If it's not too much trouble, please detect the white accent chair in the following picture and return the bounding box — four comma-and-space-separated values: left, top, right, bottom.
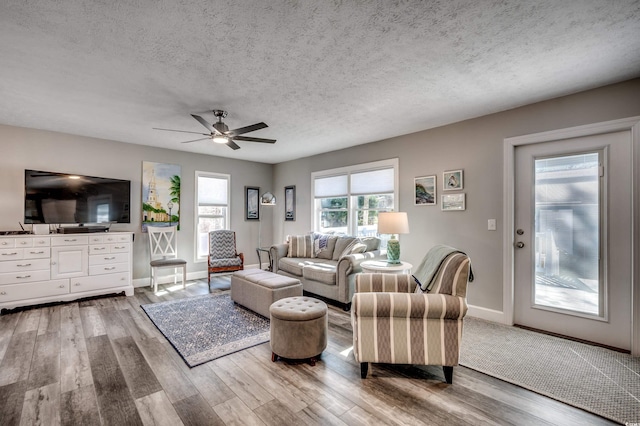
147, 225, 187, 292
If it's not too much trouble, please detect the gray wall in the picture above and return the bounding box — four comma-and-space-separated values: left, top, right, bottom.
272, 78, 640, 312
0, 126, 273, 281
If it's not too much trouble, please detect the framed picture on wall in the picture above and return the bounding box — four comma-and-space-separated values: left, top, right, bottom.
245, 186, 260, 220
414, 175, 436, 205
284, 185, 296, 221
443, 169, 463, 191
441, 193, 466, 211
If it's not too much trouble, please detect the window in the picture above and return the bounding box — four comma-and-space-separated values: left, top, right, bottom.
195, 171, 230, 261
312, 159, 398, 241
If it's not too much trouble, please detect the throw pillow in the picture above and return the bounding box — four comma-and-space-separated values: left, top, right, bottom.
313, 233, 338, 260
358, 237, 380, 252
287, 234, 313, 258
332, 236, 357, 260
349, 242, 367, 254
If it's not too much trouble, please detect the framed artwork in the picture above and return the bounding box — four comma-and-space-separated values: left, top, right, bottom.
414, 175, 436, 205
443, 169, 463, 191
245, 186, 260, 220
442, 193, 466, 211
284, 185, 296, 221
142, 161, 181, 232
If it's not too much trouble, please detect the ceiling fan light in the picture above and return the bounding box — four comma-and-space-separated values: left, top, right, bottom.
212, 135, 228, 144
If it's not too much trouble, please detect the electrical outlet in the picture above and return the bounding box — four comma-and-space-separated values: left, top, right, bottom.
488, 219, 496, 231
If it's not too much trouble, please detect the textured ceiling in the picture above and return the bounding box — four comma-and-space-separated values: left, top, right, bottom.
1, 1, 639, 164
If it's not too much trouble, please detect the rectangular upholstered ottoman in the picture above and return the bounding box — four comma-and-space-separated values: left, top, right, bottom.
231, 269, 302, 318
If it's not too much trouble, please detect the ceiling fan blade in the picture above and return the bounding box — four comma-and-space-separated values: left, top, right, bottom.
153, 127, 209, 136
226, 140, 241, 150
191, 114, 217, 133
181, 137, 211, 144
234, 136, 277, 144
229, 122, 268, 136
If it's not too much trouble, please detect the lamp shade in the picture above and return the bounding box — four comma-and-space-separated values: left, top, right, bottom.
377, 212, 409, 235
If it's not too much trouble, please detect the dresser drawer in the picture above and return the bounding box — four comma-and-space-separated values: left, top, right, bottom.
51, 236, 89, 246
0, 239, 15, 248
89, 252, 129, 266
109, 243, 130, 253
32, 238, 51, 247
88, 235, 105, 244
0, 248, 24, 260
89, 262, 128, 276
89, 245, 109, 254
14, 238, 33, 248
24, 248, 50, 259
0, 258, 50, 274
71, 272, 129, 293
0, 279, 69, 302
105, 234, 131, 243
0, 269, 51, 285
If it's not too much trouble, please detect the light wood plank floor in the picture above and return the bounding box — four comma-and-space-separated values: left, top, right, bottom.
0, 277, 615, 425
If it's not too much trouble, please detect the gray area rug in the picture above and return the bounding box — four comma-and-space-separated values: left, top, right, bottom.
460, 317, 640, 424
141, 293, 270, 367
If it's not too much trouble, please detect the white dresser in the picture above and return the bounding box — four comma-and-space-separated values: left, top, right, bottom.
0, 232, 134, 311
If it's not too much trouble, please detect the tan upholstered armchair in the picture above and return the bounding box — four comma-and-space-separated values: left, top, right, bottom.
351, 246, 472, 384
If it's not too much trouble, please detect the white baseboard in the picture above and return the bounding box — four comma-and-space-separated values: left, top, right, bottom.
132, 264, 262, 288
467, 304, 511, 324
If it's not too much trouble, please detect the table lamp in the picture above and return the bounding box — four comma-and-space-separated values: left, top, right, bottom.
377, 212, 409, 264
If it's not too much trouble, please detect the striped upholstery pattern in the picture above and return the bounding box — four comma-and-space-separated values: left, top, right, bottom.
351, 250, 471, 373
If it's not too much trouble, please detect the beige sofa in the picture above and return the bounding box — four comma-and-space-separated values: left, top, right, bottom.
269, 234, 387, 309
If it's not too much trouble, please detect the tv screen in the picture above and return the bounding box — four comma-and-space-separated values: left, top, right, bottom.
24, 170, 131, 224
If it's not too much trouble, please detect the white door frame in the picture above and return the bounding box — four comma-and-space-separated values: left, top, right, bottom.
503, 116, 640, 356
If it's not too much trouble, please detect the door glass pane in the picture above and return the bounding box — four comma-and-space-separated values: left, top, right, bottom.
534, 152, 601, 316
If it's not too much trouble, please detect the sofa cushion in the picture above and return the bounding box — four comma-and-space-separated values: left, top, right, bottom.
313, 233, 338, 259
349, 242, 368, 255
288, 234, 313, 258
332, 237, 357, 260
302, 262, 337, 285
278, 257, 306, 276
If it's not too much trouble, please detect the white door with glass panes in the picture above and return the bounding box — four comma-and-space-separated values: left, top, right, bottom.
513, 131, 632, 350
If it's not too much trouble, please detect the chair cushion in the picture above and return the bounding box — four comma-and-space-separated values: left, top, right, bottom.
150, 258, 187, 267
209, 257, 243, 268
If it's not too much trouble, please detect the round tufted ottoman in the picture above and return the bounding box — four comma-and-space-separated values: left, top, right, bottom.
269, 296, 328, 365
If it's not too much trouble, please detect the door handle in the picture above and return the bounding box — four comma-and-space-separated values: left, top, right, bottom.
516, 242, 525, 248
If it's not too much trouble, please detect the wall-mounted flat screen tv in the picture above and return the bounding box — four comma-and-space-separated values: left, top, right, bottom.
24, 169, 131, 224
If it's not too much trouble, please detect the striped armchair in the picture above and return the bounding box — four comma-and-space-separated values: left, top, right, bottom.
351, 248, 471, 383
208, 230, 244, 285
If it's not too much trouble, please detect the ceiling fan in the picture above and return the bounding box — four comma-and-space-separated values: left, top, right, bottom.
153, 110, 276, 150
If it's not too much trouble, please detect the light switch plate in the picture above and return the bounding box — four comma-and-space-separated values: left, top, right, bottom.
488, 219, 496, 231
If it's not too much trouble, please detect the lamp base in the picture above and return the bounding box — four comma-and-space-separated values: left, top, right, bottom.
386, 239, 401, 264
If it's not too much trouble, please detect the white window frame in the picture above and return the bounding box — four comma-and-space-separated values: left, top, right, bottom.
194, 171, 230, 263
311, 158, 399, 236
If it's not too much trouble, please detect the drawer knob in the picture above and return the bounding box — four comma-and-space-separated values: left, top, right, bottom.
30, 251, 45, 255
16, 275, 31, 279
20, 242, 27, 245
59, 285, 65, 288
2, 252, 18, 256
75, 283, 81, 286
105, 267, 116, 271
51, 262, 56, 265
0, 291, 6, 295
17, 263, 31, 267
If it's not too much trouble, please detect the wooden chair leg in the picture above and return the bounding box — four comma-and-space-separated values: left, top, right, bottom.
443, 366, 453, 384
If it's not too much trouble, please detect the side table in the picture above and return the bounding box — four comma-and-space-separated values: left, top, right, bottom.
360, 260, 412, 274
256, 247, 272, 271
